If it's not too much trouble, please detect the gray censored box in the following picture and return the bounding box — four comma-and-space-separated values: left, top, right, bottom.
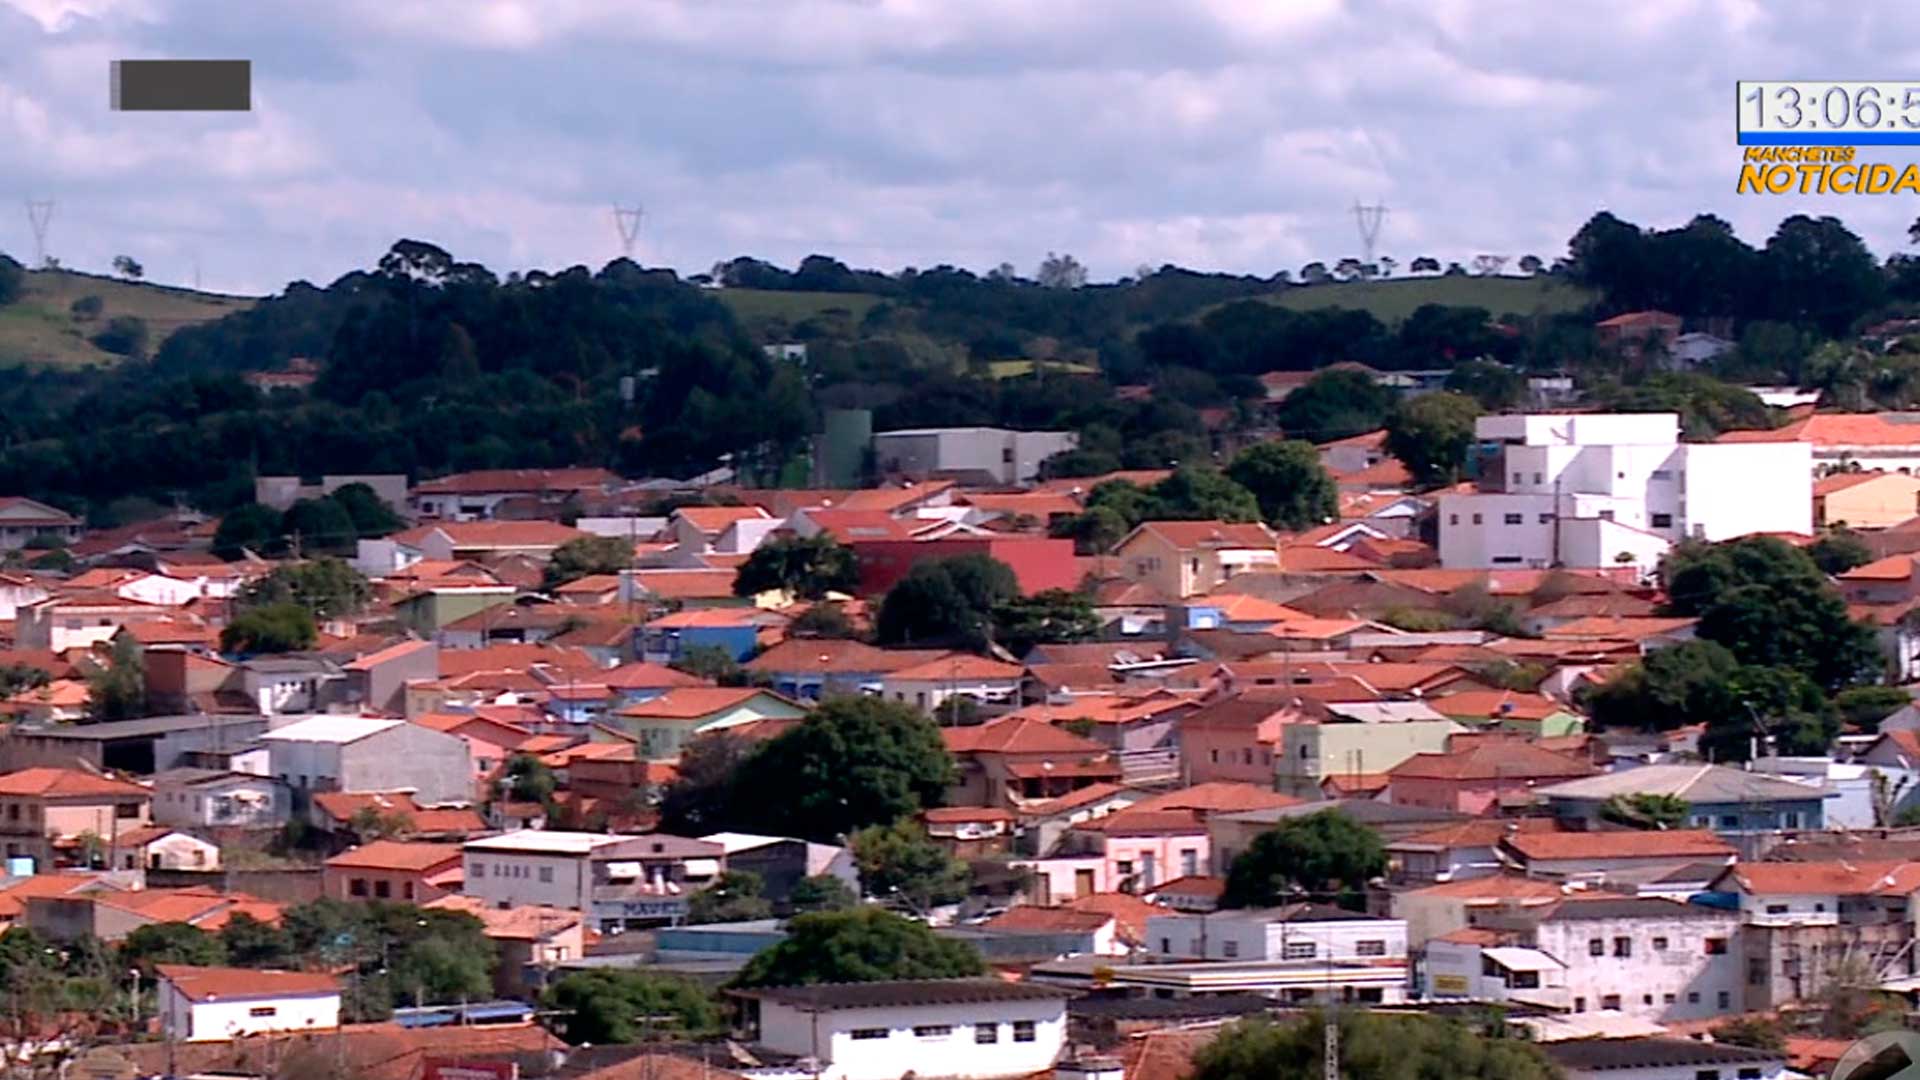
111, 60, 251, 111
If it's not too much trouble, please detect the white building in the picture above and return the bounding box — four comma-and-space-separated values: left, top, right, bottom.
734, 979, 1071, 1080
1144, 904, 1407, 964
157, 964, 341, 1043
148, 769, 284, 830
873, 427, 1077, 486
462, 829, 723, 931
1424, 895, 1743, 1022
1438, 413, 1811, 575
259, 715, 472, 806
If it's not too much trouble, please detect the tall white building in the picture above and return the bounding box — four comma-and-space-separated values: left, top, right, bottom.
1437, 413, 1811, 574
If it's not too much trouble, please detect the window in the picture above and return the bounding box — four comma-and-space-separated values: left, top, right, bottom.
1282, 941, 1316, 960
1597, 510, 1614, 521
1664, 994, 1676, 1004
1573, 997, 1586, 1013
1748, 958, 1768, 985
1532, 473, 1543, 484
913, 1025, 952, 1038
1512, 472, 1522, 485
1613, 937, 1631, 958
1002, 447, 1014, 464
1738, 1070, 1763, 1080
349, 878, 368, 898
1588, 938, 1605, 957
1117, 860, 1133, 877
1652, 937, 1668, 950
1471, 513, 1483, 525
1449, 514, 1459, 525
1688, 992, 1700, 1004
1210, 750, 1219, 763
975, 1024, 998, 1044
1717, 991, 1731, 1009
1503, 513, 1523, 525
403, 883, 415, 901
1695, 1072, 1721, 1080
1356, 940, 1387, 957
1013, 1021, 1036, 1043
1642, 994, 1653, 1006
1223, 940, 1239, 958
1765, 904, 1788, 914
374, 881, 391, 899
851, 1029, 889, 1040
1718, 815, 1739, 828
1601, 995, 1621, 1010
1651, 513, 1673, 528
1705, 938, 1728, 955
249, 1006, 278, 1018
115, 802, 140, 819
1181, 850, 1198, 877
1159, 938, 1170, 953
1538, 513, 1553, 524
539, 867, 554, 883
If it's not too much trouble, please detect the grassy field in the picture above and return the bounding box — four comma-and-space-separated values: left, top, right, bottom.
986, 359, 1099, 379
1263, 274, 1596, 325
0, 269, 253, 367
716, 288, 884, 328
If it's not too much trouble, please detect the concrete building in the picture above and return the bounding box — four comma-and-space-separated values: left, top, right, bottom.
1543, 1038, 1787, 1080
323, 840, 464, 904
0, 767, 152, 871
1710, 860, 1920, 1010
872, 427, 1076, 486
1438, 413, 1812, 574
253, 474, 407, 514
260, 716, 472, 807
1721, 412, 1920, 476
732, 980, 1071, 1080
462, 830, 724, 932
1814, 470, 1920, 529
1145, 904, 1407, 963
1533, 764, 1832, 836
1112, 521, 1279, 600
0, 497, 83, 551
157, 964, 341, 1043
1274, 704, 1463, 799
701, 832, 858, 907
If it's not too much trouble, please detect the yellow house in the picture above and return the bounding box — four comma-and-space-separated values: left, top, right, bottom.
1111, 520, 1279, 599
1815, 471, 1920, 529
607, 687, 809, 759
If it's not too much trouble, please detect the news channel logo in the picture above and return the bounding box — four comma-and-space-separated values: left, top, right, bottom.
1832, 1030, 1920, 1080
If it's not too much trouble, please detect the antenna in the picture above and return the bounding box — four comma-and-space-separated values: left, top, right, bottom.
613, 204, 644, 261
1351, 200, 1386, 266
24, 199, 54, 268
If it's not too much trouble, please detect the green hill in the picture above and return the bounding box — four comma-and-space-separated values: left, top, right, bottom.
717, 287, 883, 328
0, 269, 253, 367
1264, 274, 1595, 325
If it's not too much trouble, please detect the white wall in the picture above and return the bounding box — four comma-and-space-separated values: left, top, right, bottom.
1735, 890, 1840, 927
758, 997, 1065, 1080
1144, 913, 1408, 963
464, 850, 591, 910
1534, 911, 1742, 1021
161, 985, 340, 1043
1679, 442, 1813, 540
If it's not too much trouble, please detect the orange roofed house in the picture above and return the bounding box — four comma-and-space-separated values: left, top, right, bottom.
1388, 740, 1598, 816
1113, 521, 1279, 599
158, 964, 341, 1043
408, 468, 621, 522
323, 840, 464, 904
943, 717, 1121, 809
0, 767, 151, 871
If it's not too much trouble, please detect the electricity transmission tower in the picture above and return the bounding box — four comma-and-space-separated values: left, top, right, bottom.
24, 200, 54, 268
613, 205, 644, 260
1351, 200, 1387, 266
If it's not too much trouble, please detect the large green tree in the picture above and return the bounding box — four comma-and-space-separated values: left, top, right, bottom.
1221, 810, 1385, 909
543, 969, 722, 1044
330, 483, 406, 538
221, 602, 318, 654
728, 697, 954, 843
238, 557, 371, 619
730, 908, 984, 988
212, 502, 284, 560
657, 731, 756, 836
1225, 440, 1338, 531
734, 534, 860, 600
1661, 536, 1881, 689
281, 497, 359, 555
120, 921, 228, 972
1193, 1012, 1558, 1080
1385, 391, 1481, 488
875, 554, 1020, 649
87, 633, 146, 721
1274, 369, 1395, 441
850, 819, 971, 911
543, 535, 634, 589
686, 870, 775, 924
991, 589, 1100, 655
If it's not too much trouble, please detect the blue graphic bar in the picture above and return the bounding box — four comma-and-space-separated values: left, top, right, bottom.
1740, 131, 1920, 145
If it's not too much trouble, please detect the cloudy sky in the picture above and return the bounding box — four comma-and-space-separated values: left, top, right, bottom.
0, 0, 1914, 295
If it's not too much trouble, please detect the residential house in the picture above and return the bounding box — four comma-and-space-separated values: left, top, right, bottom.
408, 467, 621, 521
423, 894, 587, 999
260, 715, 473, 806
1815, 471, 1920, 529
0, 767, 151, 871
623, 568, 747, 609
308, 790, 487, 842
149, 769, 283, 830
667, 505, 772, 551
341, 639, 437, 714
639, 608, 779, 664
998, 692, 1197, 759
1274, 702, 1463, 799
358, 521, 589, 575
254, 473, 406, 513
1386, 819, 1563, 886
746, 639, 946, 701
1709, 860, 1920, 1010
158, 964, 341, 1043
609, 688, 809, 760
1060, 807, 1212, 894
323, 840, 464, 903
731, 979, 1072, 1080
1533, 764, 1833, 835
1113, 521, 1278, 599
878, 653, 1026, 718
411, 712, 535, 801
1176, 689, 1295, 785
0, 497, 83, 550
1389, 873, 1572, 949
462, 830, 724, 931
978, 905, 1125, 956
700, 832, 859, 906
1426, 690, 1585, 738
603, 661, 707, 707
1387, 740, 1598, 815
105, 826, 221, 871
921, 807, 1017, 857
1594, 310, 1682, 357
943, 717, 1120, 809
1670, 330, 1735, 368
1439, 413, 1811, 574
872, 427, 1077, 485
851, 536, 1081, 596
1145, 904, 1408, 964
1497, 829, 1736, 882
15, 593, 164, 651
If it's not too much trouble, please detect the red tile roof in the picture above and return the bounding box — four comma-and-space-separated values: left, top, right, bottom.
1428, 690, 1572, 722
884, 653, 1026, 682
1134, 520, 1277, 550
983, 905, 1114, 934
615, 686, 792, 720
627, 569, 738, 600
1503, 829, 1734, 861
922, 806, 1017, 824
602, 662, 709, 690
395, 521, 587, 550
942, 716, 1109, 756
673, 505, 772, 532
1128, 782, 1302, 815
1840, 553, 1917, 582
157, 964, 339, 1002
1065, 891, 1162, 945
1720, 413, 1920, 447
323, 840, 464, 873
0, 767, 148, 799
1723, 860, 1920, 896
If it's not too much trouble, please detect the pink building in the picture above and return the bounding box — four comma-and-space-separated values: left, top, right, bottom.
1176, 689, 1299, 785
1387, 739, 1598, 816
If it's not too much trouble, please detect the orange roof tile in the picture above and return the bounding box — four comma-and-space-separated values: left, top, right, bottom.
942, 716, 1109, 756
627, 569, 738, 600
884, 653, 1026, 682
615, 686, 791, 720
1127, 782, 1302, 815
1503, 829, 1734, 861
323, 840, 463, 873
1720, 413, 1920, 447
157, 964, 340, 1002
1543, 616, 1697, 641
1134, 520, 1276, 550
673, 506, 772, 531
0, 767, 148, 799
1724, 860, 1920, 896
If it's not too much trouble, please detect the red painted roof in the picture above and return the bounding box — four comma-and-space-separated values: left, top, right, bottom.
0, 767, 148, 799
942, 716, 1108, 756
1504, 829, 1734, 861
157, 964, 339, 1002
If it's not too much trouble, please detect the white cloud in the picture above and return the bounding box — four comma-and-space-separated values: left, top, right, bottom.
0, 0, 1912, 294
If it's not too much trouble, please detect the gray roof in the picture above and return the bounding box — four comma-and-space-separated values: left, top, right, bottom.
1536, 897, 1729, 922
1543, 1038, 1780, 1071
733, 978, 1073, 1012
1217, 800, 1466, 828
148, 767, 265, 789
1534, 763, 1830, 803
14, 714, 265, 741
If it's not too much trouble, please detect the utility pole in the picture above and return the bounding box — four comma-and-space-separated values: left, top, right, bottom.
1324, 1006, 1340, 1080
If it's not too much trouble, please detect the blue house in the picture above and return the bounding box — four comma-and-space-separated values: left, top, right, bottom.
639, 608, 775, 665
1534, 763, 1833, 835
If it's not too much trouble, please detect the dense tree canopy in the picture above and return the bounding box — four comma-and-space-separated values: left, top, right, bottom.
1661, 537, 1882, 690
221, 602, 318, 654
730, 908, 984, 988
875, 554, 1020, 649
1221, 810, 1385, 909
726, 696, 954, 842
1385, 391, 1481, 488
1224, 440, 1337, 530
544, 970, 721, 1044
238, 558, 371, 619
1193, 1013, 1558, 1080
850, 819, 971, 911
734, 534, 860, 600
